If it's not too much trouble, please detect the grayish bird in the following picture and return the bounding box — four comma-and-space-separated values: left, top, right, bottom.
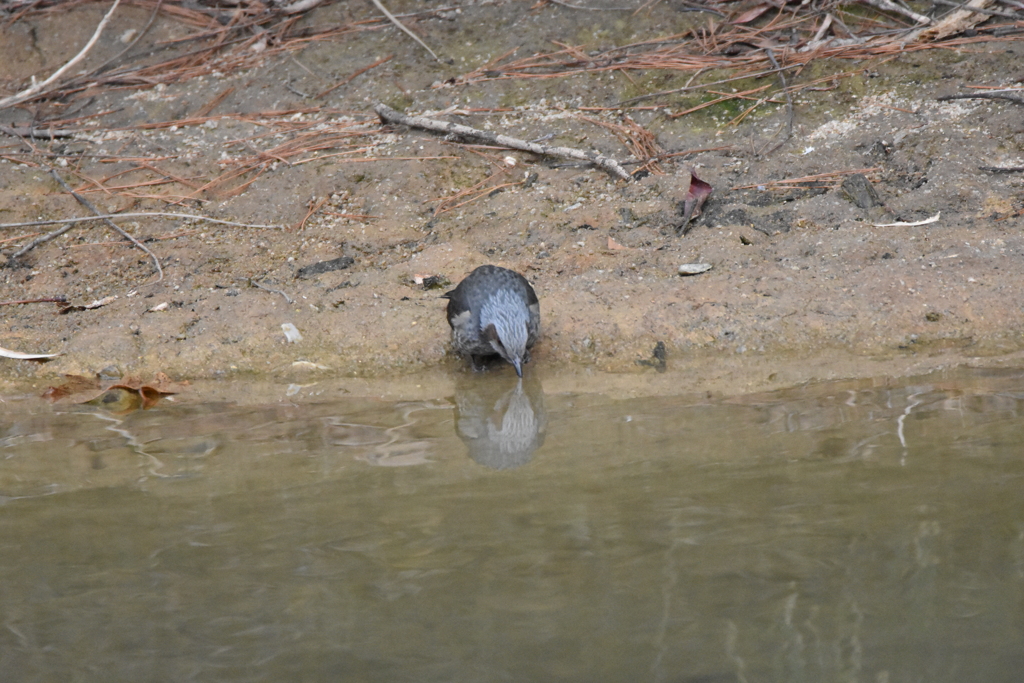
443, 265, 540, 377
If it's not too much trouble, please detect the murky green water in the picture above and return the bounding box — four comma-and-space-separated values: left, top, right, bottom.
1, 368, 1023, 682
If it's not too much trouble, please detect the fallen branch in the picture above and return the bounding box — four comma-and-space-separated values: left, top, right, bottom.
0, 212, 285, 230
0, 0, 122, 110
9, 223, 79, 262
0, 125, 79, 139
43, 170, 165, 283
374, 103, 632, 180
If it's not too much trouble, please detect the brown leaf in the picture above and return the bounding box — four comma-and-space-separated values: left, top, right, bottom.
146, 372, 187, 394
41, 385, 71, 402
732, 5, 770, 24
139, 386, 165, 410
45, 373, 183, 413
678, 171, 714, 236
42, 375, 102, 402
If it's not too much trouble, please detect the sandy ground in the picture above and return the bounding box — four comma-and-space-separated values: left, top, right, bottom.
1, 0, 1023, 399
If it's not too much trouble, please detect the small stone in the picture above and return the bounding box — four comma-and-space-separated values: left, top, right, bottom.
841, 173, 883, 209
281, 323, 303, 343
678, 263, 713, 276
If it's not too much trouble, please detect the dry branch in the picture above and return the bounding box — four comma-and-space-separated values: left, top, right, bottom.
370, 0, 443, 63
374, 103, 632, 180
0, 0, 122, 110
41, 170, 165, 282
0, 213, 285, 230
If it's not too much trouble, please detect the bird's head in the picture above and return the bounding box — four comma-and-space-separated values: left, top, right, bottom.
481, 290, 531, 377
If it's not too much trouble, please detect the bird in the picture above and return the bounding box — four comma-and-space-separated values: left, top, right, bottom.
443, 265, 540, 377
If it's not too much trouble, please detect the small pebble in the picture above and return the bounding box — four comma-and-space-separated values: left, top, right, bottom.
281, 323, 303, 343
678, 263, 713, 276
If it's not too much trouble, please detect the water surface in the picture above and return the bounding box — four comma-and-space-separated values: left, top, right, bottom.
1, 368, 1023, 682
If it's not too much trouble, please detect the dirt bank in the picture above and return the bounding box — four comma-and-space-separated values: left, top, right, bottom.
1, 0, 1023, 397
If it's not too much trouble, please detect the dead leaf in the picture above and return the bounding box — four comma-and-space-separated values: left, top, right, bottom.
678, 170, 714, 235
732, 5, 770, 23
42, 374, 102, 402
43, 373, 183, 413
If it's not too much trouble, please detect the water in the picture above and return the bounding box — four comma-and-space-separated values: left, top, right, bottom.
1, 367, 1023, 682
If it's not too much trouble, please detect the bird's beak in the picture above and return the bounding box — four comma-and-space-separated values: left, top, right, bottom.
512, 357, 523, 378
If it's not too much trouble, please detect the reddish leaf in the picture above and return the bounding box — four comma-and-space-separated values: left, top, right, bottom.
44, 373, 183, 413
679, 171, 714, 235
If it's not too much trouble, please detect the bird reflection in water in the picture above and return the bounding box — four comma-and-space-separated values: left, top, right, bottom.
453, 374, 547, 470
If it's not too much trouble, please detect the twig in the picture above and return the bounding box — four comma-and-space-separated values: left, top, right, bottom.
369, 0, 443, 63
546, 0, 634, 10
44, 170, 165, 283
73, 0, 164, 83
575, 113, 665, 173
299, 197, 330, 229
433, 166, 520, 215
0, 0, 122, 110
618, 64, 803, 106
758, 48, 794, 156
243, 278, 295, 304
979, 165, 1024, 173
9, 223, 78, 261
732, 167, 881, 190
0, 125, 79, 139
317, 55, 394, 98
0, 213, 285, 230
0, 232, 43, 246
933, 0, 1022, 17
938, 92, 1024, 105
859, 0, 933, 25
667, 84, 773, 118
375, 103, 631, 180
193, 86, 235, 118
0, 297, 68, 307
